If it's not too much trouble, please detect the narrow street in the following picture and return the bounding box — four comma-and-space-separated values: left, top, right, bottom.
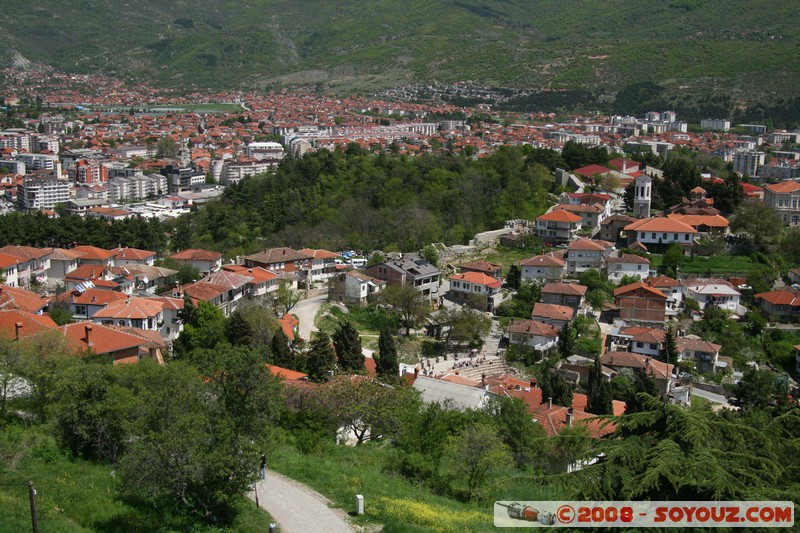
291, 294, 327, 341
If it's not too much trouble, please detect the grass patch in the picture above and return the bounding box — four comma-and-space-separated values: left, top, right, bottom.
0, 423, 271, 532
470, 245, 542, 275
650, 254, 760, 275
269, 442, 555, 532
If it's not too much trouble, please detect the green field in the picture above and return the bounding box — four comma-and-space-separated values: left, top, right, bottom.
650, 254, 760, 275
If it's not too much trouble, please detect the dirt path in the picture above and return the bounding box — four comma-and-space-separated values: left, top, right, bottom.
250, 469, 355, 533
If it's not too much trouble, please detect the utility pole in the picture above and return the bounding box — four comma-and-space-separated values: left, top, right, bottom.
28, 481, 38, 533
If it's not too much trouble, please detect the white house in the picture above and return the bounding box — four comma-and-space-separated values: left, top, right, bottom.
645, 275, 683, 311
536, 209, 582, 243
344, 271, 385, 304
507, 319, 559, 354
680, 278, 745, 315
607, 253, 651, 282
566, 239, 614, 276
0, 254, 20, 287
623, 217, 697, 248
519, 253, 565, 282
448, 272, 502, 311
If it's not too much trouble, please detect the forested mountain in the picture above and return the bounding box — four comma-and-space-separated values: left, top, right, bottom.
2, 0, 797, 106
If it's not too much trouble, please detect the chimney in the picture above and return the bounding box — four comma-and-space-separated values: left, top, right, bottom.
566, 408, 573, 427
548, 397, 553, 409
85, 324, 93, 346
15, 322, 22, 341
530, 380, 536, 389
414, 367, 419, 377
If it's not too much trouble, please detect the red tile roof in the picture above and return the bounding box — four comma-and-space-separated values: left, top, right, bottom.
0, 253, 20, 268
71, 245, 115, 260
531, 302, 574, 321
765, 181, 800, 194
449, 272, 502, 288
61, 321, 158, 355
614, 280, 667, 299
519, 252, 566, 268
0, 309, 58, 340
223, 265, 279, 284
92, 297, 164, 320
537, 209, 582, 223
169, 248, 223, 261
266, 363, 308, 381
624, 217, 698, 234
298, 248, 340, 260
755, 288, 800, 307
574, 164, 613, 178
65, 264, 108, 280
607, 253, 651, 265
601, 351, 673, 380
508, 319, 559, 338
666, 213, 730, 229
0, 245, 53, 260
542, 282, 587, 296
0, 285, 48, 313
112, 247, 156, 261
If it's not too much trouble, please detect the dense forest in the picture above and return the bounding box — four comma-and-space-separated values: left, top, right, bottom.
170, 145, 562, 255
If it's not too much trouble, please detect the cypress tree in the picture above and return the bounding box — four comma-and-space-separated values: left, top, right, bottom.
225, 310, 253, 346
306, 332, 337, 382
587, 355, 612, 415
558, 321, 576, 359
270, 327, 292, 368
376, 326, 399, 379
333, 320, 364, 372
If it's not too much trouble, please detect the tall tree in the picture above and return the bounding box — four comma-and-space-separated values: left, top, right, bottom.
376, 326, 399, 379
225, 310, 254, 346
538, 361, 573, 408
382, 284, 430, 336
486, 397, 547, 469
505, 264, 522, 290
270, 327, 292, 368
558, 321, 576, 359
440, 422, 512, 501
333, 321, 364, 372
587, 355, 613, 415
306, 332, 337, 382
660, 324, 679, 369
273, 280, 302, 317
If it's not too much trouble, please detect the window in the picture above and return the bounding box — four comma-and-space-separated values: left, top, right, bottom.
651, 233, 656, 239
636, 341, 644, 348
673, 233, 678, 240
75, 305, 87, 315
637, 264, 642, 270
662, 233, 667, 239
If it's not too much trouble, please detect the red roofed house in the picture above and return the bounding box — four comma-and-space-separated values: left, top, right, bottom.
566, 238, 615, 275
0, 309, 58, 341
46, 248, 84, 287
266, 363, 308, 382
536, 209, 582, 243
519, 252, 566, 282
754, 287, 800, 322
71, 245, 116, 268
91, 296, 164, 331
614, 280, 667, 323
531, 302, 574, 328
676, 336, 722, 373
0, 245, 53, 288
573, 164, 613, 181
607, 253, 651, 282
61, 321, 165, 365
169, 249, 223, 276
243, 247, 312, 278
298, 248, 339, 282
56, 288, 128, 320
645, 275, 683, 311
666, 213, 729, 234
507, 319, 559, 355
623, 217, 697, 250
541, 282, 587, 310
0, 285, 48, 314
112, 247, 157, 267
608, 158, 643, 175
763, 181, 800, 225
277, 314, 299, 342
223, 265, 280, 303
602, 351, 674, 397
458, 260, 503, 280
448, 272, 502, 311
0, 253, 20, 287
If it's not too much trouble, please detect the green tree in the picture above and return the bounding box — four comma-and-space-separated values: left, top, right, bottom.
273, 280, 302, 317
726, 368, 788, 415
661, 243, 684, 277
558, 321, 576, 359
730, 201, 784, 252
270, 327, 292, 368
19, 331, 77, 422
155, 136, 179, 158
505, 264, 522, 290
174, 300, 226, 357
660, 325, 679, 369
382, 283, 429, 335
0, 339, 22, 418
586, 355, 613, 415
333, 320, 364, 372
225, 310, 254, 346
538, 361, 573, 408
487, 396, 547, 469
440, 422, 512, 501
306, 332, 337, 382
376, 326, 399, 379
421, 244, 440, 267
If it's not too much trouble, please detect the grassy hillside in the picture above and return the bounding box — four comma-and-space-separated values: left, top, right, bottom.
1, 1, 798, 102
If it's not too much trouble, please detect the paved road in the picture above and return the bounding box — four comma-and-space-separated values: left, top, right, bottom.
250, 470, 355, 533
691, 387, 729, 406
292, 294, 327, 341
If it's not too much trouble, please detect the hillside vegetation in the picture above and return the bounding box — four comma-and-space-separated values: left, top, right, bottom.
2, 0, 797, 105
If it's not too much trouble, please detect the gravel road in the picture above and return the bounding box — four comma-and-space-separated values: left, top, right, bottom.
250, 469, 355, 533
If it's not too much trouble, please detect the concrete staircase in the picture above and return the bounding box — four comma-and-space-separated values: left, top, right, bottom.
447, 358, 513, 380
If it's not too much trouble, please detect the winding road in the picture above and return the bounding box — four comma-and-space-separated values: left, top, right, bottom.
250, 470, 355, 533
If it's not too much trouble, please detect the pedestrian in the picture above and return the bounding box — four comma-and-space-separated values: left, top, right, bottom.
260, 453, 267, 480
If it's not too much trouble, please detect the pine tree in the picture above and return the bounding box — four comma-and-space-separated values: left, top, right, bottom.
333, 321, 364, 372
270, 327, 292, 368
660, 324, 678, 367
538, 361, 573, 408
376, 326, 399, 379
587, 355, 613, 415
225, 310, 253, 346
306, 332, 337, 382
558, 321, 575, 359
